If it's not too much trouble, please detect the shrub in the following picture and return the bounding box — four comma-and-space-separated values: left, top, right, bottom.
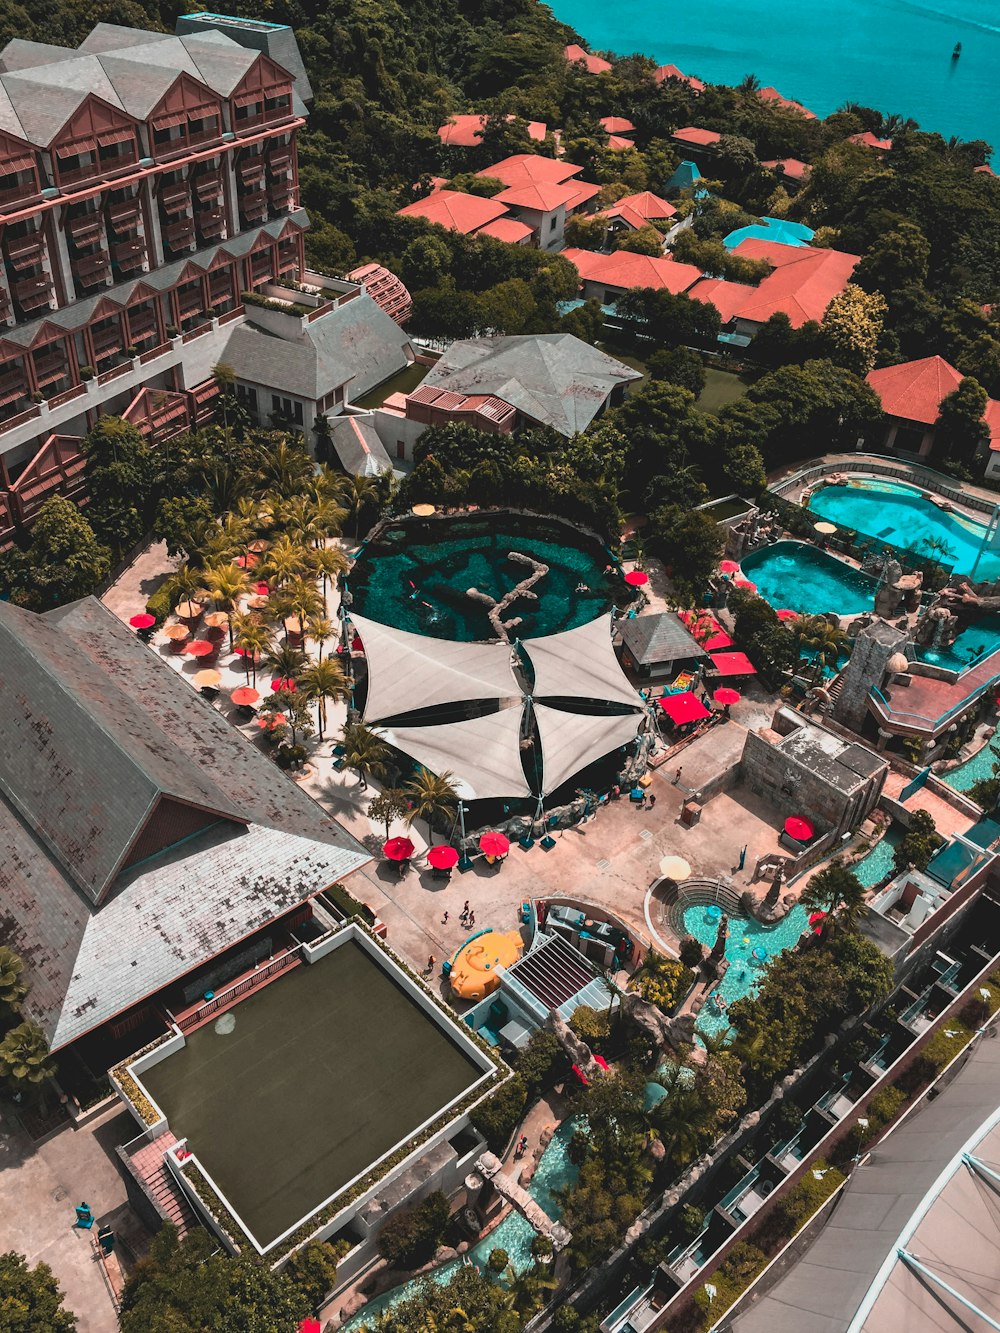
515, 1029, 564, 1097
78, 365, 95, 381
631, 956, 695, 1013
487, 1248, 509, 1273
377, 1191, 450, 1269
569, 1005, 610, 1053
679, 936, 705, 969
145, 581, 177, 624
322, 882, 376, 925
469, 1075, 526, 1153
283, 1239, 349, 1307
866, 1085, 905, 1130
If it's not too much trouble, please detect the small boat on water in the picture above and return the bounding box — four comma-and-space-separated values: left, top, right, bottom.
952, 42, 962, 59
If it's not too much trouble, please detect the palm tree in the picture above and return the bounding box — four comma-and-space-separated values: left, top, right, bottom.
299, 657, 349, 740
261, 534, 308, 588
166, 562, 202, 605
0, 946, 27, 1011
230, 612, 271, 686
201, 561, 251, 648
310, 493, 348, 546
800, 859, 868, 934
0, 1021, 56, 1098
201, 513, 251, 565
309, 545, 350, 605
333, 474, 379, 539
278, 495, 320, 545
796, 615, 847, 681
739, 73, 761, 93
405, 767, 459, 844
265, 640, 306, 684
286, 573, 324, 628
340, 721, 391, 789
307, 615, 335, 661
255, 438, 313, 498
211, 361, 236, 435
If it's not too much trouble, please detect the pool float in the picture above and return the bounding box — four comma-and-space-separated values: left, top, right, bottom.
447, 929, 524, 1002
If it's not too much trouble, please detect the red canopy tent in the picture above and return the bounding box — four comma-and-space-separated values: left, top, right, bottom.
659, 692, 711, 725
710, 651, 757, 677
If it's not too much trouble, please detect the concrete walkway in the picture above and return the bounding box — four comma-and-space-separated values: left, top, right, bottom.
0, 1103, 137, 1333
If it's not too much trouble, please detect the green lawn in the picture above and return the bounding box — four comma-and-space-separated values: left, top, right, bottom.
697, 367, 751, 414
353, 361, 430, 409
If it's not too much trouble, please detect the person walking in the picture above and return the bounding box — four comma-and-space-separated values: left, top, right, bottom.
442, 910, 449, 924
469, 910, 476, 927
673, 767, 683, 785
738, 844, 748, 871
648, 793, 657, 810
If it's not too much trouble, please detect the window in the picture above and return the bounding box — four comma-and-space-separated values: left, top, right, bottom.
265, 93, 290, 114
549, 216, 558, 232
396, 440, 405, 460
271, 394, 302, 424
335, 385, 344, 404
237, 384, 258, 411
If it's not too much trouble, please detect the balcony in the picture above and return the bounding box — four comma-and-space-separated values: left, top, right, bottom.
163, 219, 195, 250
67, 213, 103, 246
194, 172, 222, 202
160, 182, 192, 215
73, 252, 110, 285
196, 207, 226, 238
14, 275, 52, 311
6, 233, 44, 267
113, 239, 146, 271
108, 197, 142, 231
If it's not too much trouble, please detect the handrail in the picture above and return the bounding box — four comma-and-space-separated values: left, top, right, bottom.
177, 946, 302, 1031
871, 670, 1000, 730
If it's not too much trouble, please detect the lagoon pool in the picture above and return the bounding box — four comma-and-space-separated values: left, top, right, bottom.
740, 541, 877, 616
851, 825, 904, 888
808, 480, 1000, 581
682, 903, 809, 1039
942, 726, 999, 794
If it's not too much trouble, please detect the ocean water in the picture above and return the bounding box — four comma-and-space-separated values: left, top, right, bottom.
553, 0, 1000, 152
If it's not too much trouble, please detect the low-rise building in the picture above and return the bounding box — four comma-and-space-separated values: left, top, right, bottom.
865, 354, 1000, 474
437, 113, 547, 147
564, 43, 612, 75
561, 247, 703, 301
653, 65, 705, 93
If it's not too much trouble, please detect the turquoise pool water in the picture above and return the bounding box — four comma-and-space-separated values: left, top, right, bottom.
808, 480, 1000, 581
682, 903, 809, 1038
915, 614, 1000, 672
350, 516, 621, 641
723, 217, 814, 249
851, 826, 904, 888
740, 541, 877, 616
942, 726, 999, 793
341, 1117, 581, 1330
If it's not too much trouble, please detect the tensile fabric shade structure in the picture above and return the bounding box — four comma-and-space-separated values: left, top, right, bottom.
710, 651, 757, 677
427, 845, 459, 869
479, 831, 510, 857
659, 855, 691, 880
784, 815, 815, 841
384, 836, 415, 861
129, 613, 156, 629
231, 686, 260, 706
624, 569, 648, 586
719, 560, 740, 575
658, 691, 711, 725
714, 687, 741, 706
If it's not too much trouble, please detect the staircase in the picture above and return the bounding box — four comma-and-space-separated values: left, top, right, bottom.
117, 1132, 198, 1238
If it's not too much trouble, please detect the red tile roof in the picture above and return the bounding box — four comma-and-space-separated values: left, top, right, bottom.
689, 241, 860, 328
564, 43, 612, 75
848, 131, 892, 151
476, 216, 535, 243
975, 164, 997, 177
437, 114, 547, 147
562, 180, 602, 211
397, 189, 509, 235
865, 356, 964, 425
495, 181, 583, 211
478, 153, 582, 188
761, 157, 812, 182
606, 134, 636, 151
687, 276, 755, 322
561, 248, 702, 295
672, 126, 721, 147
653, 64, 706, 93
758, 86, 817, 118
986, 400, 1000, 448
600, 190, 677, 222
600, 204, 663, 233
600, 116, 635, 135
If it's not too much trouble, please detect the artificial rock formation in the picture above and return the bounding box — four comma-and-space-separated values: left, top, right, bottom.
467, 551, 549, 642
546, 1009, 604, 1082
743, 859, 796, 925
621, 991, 705, 1065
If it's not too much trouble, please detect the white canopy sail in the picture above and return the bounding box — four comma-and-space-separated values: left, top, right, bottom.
533, 703, 642, 796
522, 616, 640, 709
382, 705, 532, 800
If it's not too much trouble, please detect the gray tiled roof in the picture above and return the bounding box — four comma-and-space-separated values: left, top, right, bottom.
328, 413, 396, 477
222, 292, 412, 401
618, 612, 708, 666
0, 597, 371, 1047
421, 333, 641, 436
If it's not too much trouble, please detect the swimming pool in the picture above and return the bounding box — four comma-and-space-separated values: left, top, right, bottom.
740, 541, 877, 616
350, 515, 622, 641
340, 1117, 581, 1330
914, 614, 1000, 672
682, 902, 809, 1038
723, 216, 814, 249
851, 825, 904, 888
808, 480, 1000, 581
942, 725, 999, 794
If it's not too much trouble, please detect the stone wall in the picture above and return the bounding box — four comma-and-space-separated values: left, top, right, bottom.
740, 729, 877, 837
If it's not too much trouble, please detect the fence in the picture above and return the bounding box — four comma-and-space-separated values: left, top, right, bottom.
176, 947, 301, 1032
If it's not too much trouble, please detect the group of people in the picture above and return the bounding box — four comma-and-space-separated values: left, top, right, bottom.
441, 901, 477, 929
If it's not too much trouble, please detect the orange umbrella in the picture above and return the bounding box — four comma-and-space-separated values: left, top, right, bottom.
185, 639, 215, 657
204, 611, 229, 630
163, 624, 189, 641
235, 553, 258, 569
232, 686, 260, 707
194, 668, 222, 688
176, 600, 203, 621
248, 539, 269, 554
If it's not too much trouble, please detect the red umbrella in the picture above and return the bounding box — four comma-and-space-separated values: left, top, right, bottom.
624, 569, 648, 587
234, 645, 261, 662
271, 677, 297, 693
384, 836, 415, 861
231, 686, 260, 707
734, 579, 757, 593
235, 553, 258, 569
428, 845, 459, 870
185, 639, 215, 657
714, 687, 741, 706
809, 910, 827, 935
719, 560, 740, 575
710, 650, 756, 676
129, 612, 156, 629
256, 712, 286, 731
659, 692, 711, 725
776, 609, 800, 622
255, 581, 270, 595
784, 815, 815, 841
479, 831, 510, 857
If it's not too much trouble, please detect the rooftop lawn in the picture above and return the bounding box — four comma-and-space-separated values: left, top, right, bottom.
142, 939, 484, 1246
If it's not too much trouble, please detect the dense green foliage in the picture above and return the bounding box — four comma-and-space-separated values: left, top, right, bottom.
0, 494, 111, 610
893, 809, 945, 872
377, 1190, 451, 1268
0, 1252, 76, 1333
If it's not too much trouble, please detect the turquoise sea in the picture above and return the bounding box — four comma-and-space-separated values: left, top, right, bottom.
552, 0, 1000, 152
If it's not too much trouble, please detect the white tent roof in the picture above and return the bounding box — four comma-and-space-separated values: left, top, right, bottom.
351, 613, 519, 723
534, 703, 642, 796
522, 616, 640, 709
381, 706, 533, 800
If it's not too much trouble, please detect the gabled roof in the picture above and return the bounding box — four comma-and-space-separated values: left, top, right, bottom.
564, 43, 612, 75
758, 86, 816, 118
437, 113, 546, 146
600, 116, 635, 135
672, 126, 720, 146
599, 190, 677, 223
762, 157, 812, 182
477, 153, 582, 188
419, 333, 641, 436
606, 134, 635, 151
496, 180, 582, 211
327, 414, 397, 476
563, 180, 602, 210
653, 64, 706, 93
694, 240, 860, 328
848, 130, 892, 151
865, 355, 964, 425
561, 247, 701, 295
396, 188, 508, 235
476, 216, 534, 243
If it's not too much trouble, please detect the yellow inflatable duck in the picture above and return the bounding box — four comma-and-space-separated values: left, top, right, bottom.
448, 929, 523, 1001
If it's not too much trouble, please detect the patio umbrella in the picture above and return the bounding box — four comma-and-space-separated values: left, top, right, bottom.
255, 581, 270, 595
176, 599, 203, 621
814, 521, 838, 535
719, 560, 741, 575
248, 539, 269, 554
185, 639, 215, 657
204, 611, 229, 631
624, 569, 649, 586
193, 668, 221, 689
384, 836, 415, 861
714, 687, 741, 706
234, 553, 258, 569
411, 503, 436, 517
776, 609, 800, 621
129, 612, 156, 629
479, 831, 510, 857
784, 814, 815, 841
659, 692, 711, 725
659, 855, 691, 881
271, 677, 298, 693
428, 845, 459, 870
234, 645, 261, 662
734, 580, 757, 593
256, 712, 285, 731
710, 651, 757, 677
231, 686, 260, 707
